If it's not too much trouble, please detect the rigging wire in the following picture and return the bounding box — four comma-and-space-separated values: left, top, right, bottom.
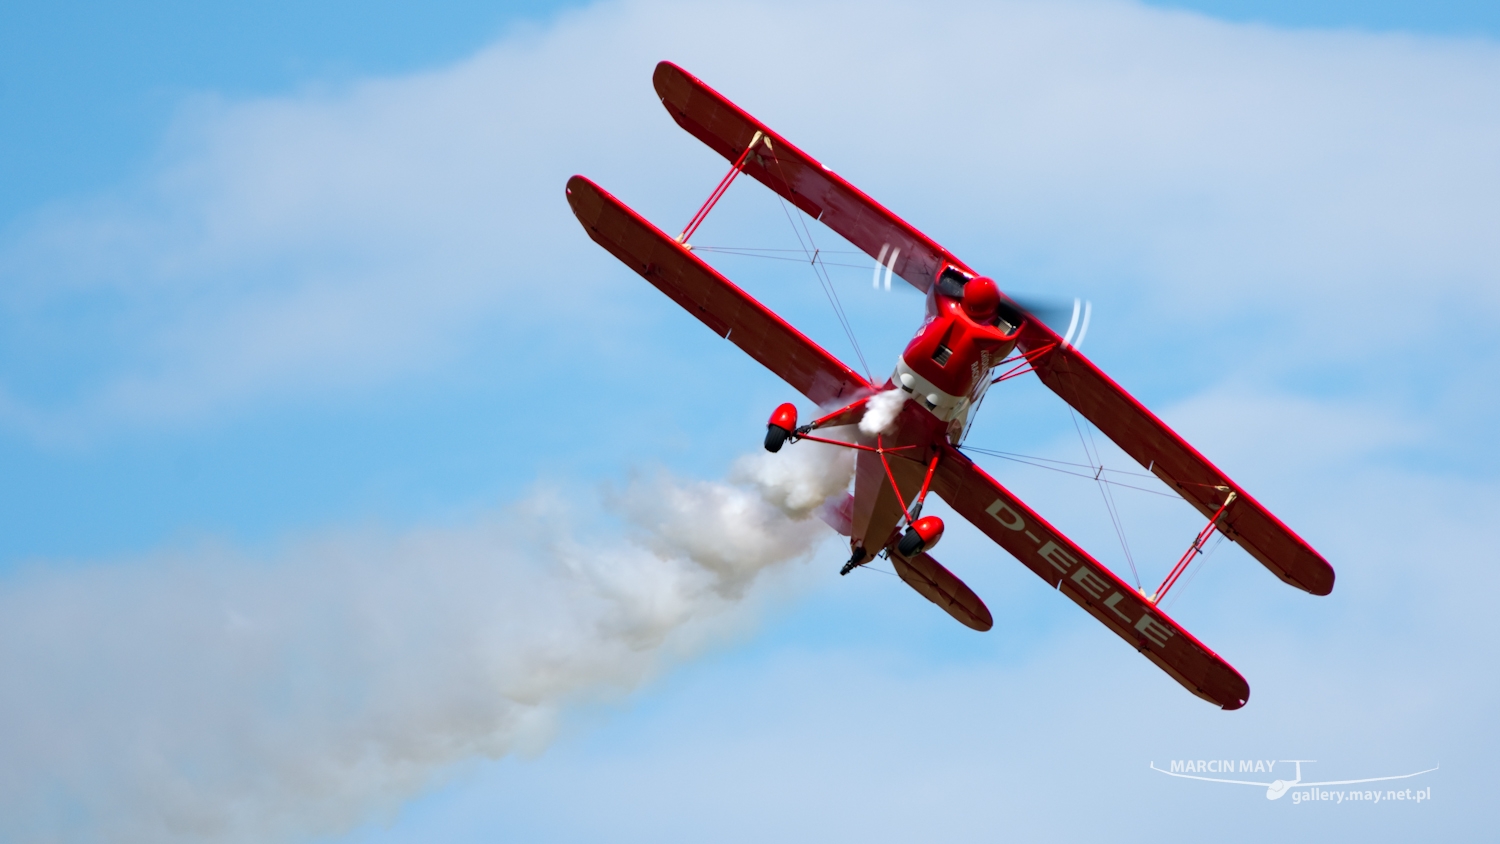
773, 195, 874, 382
962, 441, 1234, 607
764, 150, 875, 383
1069, 408, 1143, 591
1163, 533, 1225, 612
1085, 419, 1141, 586
692, 246, 872, 271
693, 246, 864, 254
962, 446, 1162, 481
959, 446, 1182, 499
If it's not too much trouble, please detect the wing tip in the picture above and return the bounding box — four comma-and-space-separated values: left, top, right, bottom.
1315, 563, 1336, 595
564, 175, 605, 227
1290, 561, 1336, 596
1214, 672, 1251, 711
652, 60, 690, 100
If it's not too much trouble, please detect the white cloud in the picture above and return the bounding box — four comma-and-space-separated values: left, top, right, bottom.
1, 0, 1497, 436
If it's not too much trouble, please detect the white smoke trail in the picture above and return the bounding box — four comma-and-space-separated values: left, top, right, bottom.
0, 444, 853, 844
859, 389, 907, 436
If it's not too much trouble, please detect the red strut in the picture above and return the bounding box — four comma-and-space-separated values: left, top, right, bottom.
1153, 492, 1237, 604
678, 132, 762, 244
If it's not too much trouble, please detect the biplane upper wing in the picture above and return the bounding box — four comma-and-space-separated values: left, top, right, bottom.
653, 61, 971, 294
566, 176, 871, 406
1015, 320, 1334, 596
649, 61, 1325, 595
933, 444, 1251, 709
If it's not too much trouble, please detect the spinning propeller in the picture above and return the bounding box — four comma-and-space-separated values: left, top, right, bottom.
875, 251, 1093, 350
1002, 293, 1092, 350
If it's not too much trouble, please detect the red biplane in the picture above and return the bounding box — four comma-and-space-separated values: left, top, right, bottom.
567, 62, 1333, 710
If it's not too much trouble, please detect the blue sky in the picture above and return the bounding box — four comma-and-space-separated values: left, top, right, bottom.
1, 1, 1496, 841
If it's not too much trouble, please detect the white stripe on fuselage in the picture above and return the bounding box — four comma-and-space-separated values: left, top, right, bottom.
892, 358, 969, 422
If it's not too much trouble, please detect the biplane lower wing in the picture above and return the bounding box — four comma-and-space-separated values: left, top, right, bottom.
652, 61, 971, 294
1016, 322, 1334, 596
934, 444, 1250, 709
566, 176, 871, 406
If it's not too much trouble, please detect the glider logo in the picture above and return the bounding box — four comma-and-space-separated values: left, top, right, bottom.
1150, 759, 1438, 803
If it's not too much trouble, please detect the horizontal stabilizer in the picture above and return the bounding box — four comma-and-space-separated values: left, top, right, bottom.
889, 547, 993, 632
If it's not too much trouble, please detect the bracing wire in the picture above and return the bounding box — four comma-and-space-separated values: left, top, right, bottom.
1085, 418, 1141, 586
794, 205, 872, 380
763, 151, 874, 383
960, 448, 1162, 481
1163, 534, 1225, 612
691, 247, 874, 271
960, 446, 1181, 499
1069, 408, 1143, 591
962, 441, 1236, 606
694, 246, 863, 254
773, 195, 873, 382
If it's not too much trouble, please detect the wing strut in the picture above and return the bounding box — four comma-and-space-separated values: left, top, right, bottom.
678, 131, 765, 244
932, 445, 1250, 709
565, 176, 870, 406
653, 60, 977, 292
990, 343, 1059, 384
1153, 492, 1236, 604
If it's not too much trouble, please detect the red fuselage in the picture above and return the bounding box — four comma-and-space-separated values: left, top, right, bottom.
845, 273, 1019, 554
891, 276, 1019, 443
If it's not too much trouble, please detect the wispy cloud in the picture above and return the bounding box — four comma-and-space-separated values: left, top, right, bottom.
2, 0, 1496, 438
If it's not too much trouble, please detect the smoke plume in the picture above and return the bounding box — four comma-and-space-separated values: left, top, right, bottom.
860, 389, 907, 436
0, 443, 853, 844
